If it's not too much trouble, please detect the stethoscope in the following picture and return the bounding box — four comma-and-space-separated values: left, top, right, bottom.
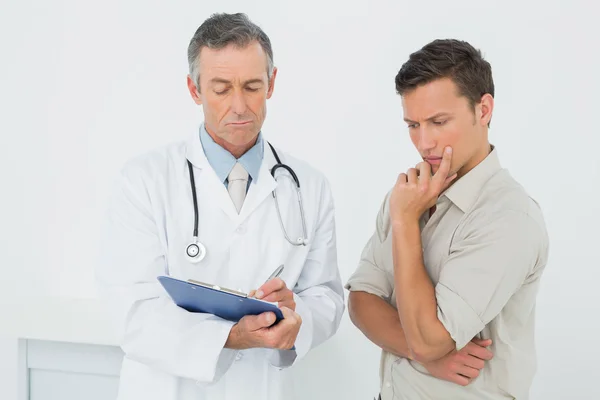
185, 142, 309, 263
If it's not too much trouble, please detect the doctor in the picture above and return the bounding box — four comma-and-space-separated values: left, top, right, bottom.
96, 12, 345, 400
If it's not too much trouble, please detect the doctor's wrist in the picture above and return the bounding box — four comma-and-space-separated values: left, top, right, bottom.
224, 312, 279, 350
224, 324, 248, 350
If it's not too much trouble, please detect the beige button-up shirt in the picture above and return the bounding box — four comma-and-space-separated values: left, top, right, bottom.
346, 147, 549, 400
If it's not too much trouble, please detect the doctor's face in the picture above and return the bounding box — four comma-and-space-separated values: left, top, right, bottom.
187, 41, 276, 155
402, 77, 493, 179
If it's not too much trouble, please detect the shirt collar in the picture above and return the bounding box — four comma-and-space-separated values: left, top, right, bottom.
442, 145, 502, 212
199, 124, 264, 184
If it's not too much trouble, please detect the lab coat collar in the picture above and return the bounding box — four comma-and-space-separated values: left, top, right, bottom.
185, 127, 278, 222
185, 127, 211, 170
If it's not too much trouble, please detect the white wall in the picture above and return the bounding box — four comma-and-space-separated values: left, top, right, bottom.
2, 0, 599, 399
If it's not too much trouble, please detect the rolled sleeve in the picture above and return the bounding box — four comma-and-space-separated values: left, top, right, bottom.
345, 192, 393, 300
436, 283, 485, 349
345, 234, 392, 299
435, 210, 544, 350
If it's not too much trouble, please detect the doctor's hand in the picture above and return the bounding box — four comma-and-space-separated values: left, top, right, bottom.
248, 278, 296, 311
422, 338, 494, 386
224, 307, 302, 350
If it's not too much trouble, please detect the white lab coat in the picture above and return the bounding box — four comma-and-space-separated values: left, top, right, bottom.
96, 130, 345, 400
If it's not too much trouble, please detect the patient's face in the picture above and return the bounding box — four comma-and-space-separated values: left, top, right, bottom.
402, 77, 491, 178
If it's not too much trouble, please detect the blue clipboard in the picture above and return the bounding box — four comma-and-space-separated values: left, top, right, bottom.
157, 275, 286, 326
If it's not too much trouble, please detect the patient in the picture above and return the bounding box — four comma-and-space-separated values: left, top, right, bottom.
346, 38, 549, 400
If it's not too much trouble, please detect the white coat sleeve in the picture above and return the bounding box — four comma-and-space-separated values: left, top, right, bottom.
95, 163, 238, 383
269, 177, 345, 368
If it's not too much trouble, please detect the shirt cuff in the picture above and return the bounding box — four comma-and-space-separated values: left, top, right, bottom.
435, 283, 485, 350
344, 277, 390, 300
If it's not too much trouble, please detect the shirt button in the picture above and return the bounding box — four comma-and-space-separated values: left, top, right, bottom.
236, 225, 246, 234
385, 382, 391, 388
235, 352, 243, 361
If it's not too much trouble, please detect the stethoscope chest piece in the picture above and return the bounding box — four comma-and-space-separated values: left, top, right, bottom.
186, 238, 206, 263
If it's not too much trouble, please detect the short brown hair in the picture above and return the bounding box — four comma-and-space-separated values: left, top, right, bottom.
395, 39, 494, 109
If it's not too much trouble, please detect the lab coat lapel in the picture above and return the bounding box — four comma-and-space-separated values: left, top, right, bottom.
239, 144, 277, 220
185, 130, 240, 221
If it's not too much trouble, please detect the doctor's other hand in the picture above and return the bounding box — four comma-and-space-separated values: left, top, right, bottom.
422, 338, 493, 386
224, 307, 301, 350
249, 278, 296, 311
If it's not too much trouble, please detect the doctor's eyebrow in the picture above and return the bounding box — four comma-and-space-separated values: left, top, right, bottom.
209, 78, 265, 86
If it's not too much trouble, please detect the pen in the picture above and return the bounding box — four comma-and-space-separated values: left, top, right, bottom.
265, 264, 284, 284
251, 264, 284, 299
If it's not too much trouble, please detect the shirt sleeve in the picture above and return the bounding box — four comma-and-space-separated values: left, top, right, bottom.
435, 209, 546, 350
345, 191, 394, 300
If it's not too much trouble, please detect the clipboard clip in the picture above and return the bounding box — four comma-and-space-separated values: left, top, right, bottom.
187, 279, 248, 297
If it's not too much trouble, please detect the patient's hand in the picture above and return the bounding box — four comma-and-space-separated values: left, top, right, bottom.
422, 338, 493, 386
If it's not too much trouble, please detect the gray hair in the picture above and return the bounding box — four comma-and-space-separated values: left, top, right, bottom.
187, 13, 274, 90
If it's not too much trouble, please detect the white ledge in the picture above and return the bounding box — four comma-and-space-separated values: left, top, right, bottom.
0, 296, 119, 347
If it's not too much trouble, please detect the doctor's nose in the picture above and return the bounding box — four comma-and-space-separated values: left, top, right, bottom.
230, 91, 248, 115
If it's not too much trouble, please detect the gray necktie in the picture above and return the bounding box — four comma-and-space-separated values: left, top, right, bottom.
228, 162, 249, 213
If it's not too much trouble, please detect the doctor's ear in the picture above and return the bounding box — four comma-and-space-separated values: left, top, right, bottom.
187, 75, 202, 105
266, 67, 278, 99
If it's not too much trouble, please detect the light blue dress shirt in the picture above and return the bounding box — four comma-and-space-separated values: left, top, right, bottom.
199, 124, 264, 191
